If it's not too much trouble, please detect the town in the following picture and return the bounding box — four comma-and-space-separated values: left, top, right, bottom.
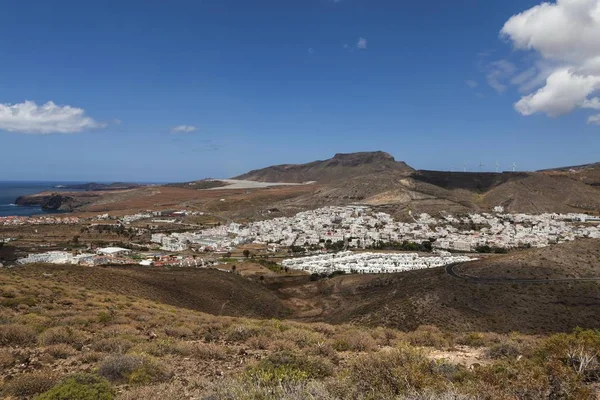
9, 205, 600, 274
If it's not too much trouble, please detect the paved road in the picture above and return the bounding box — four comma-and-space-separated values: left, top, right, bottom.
445, 263, 600, 284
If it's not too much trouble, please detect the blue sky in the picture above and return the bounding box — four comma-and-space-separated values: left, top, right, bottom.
1, 0, 599, 182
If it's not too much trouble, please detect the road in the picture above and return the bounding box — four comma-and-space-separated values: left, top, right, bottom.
445, 263, 600, 284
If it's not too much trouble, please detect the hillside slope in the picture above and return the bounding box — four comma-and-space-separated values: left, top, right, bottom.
276, 239, 600, 333
11, 264, 287, 319
234, 151, 414, 183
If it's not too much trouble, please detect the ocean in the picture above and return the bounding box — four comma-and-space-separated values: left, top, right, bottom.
0, 181, 85, 217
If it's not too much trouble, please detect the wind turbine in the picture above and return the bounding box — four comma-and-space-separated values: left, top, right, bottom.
479, 161, 485, 172
463, 162, 467, 172
495, 161, 500, 173
512, 162, 517, 172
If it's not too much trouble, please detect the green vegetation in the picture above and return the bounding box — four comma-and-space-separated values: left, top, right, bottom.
36, 374, 114, 400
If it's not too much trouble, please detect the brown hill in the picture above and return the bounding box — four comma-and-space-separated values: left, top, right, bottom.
275, 239, 600, 333
540, 162, 600, 187
10, 264, 287, 319
234, 151, 414, 183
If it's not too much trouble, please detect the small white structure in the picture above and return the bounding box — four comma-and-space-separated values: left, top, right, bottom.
97, 247, 131, 256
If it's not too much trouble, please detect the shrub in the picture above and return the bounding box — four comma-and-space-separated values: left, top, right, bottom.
487, 341, 521, 360
541, 328, 600, 381
0, 348, 15, 367
346, 346, 447, 397
3, 370, 59, 397
246, 334, 271, 350
225, 325, 260, 343
406, 325, 451, 349
97, 354, 144, 382
91, 337, 134, 354
192, 343, 228, 360
164, 325, 195, 338
97, 354, 170, 384
245, 351, 333, 386
0, 323, 36, 345
36, 373, 114, 400
332, 330, 377, 352
38, 326, 85, 348
46, 343, 77, 359
455, 332, 488, 348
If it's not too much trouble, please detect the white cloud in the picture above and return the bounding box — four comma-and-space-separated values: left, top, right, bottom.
501, 0, 600, 124
171, 125, 197, 134
0, 100, 104, 134
356, 37, 367, 50
588, 113, 600, 124
308, 47, 315, 54
486, 60, 516, 93
466, 80, 478, 88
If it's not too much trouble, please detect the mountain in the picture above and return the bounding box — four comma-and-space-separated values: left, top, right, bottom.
234, 151, 414, 183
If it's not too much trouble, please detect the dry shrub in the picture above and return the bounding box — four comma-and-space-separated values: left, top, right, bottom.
164, 325, 195, 339
46, 343, 77, 359
225, 324, 261, 343
269, 339, 299, 352
307, 342, 340, 364
0, 323, 37, 346
0, 348, 15, 367
3, 370, 59, 397
486, 340, 521, 360
371, 327, 400, 347
309, 323, 337, 337
332, 330, 377, 352
247, 334, 271, 350
80, 351, 103, 364
280, 328, 324, 349
406, 325, 451, 349
118, 379, 209, 400
201, 378, 336, 400
191, 342, 228, 360
92, 337, 135, 354
38, 326, 85, 348
345, 346, 447, 397
98, 354, 170, 384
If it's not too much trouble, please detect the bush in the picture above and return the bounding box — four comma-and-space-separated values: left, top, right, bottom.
245, 351, 333, 386
332, 330, 377, 352
39, 326, 85, 348
36, 373, 114, 400
3, 370, 59, 397
97, 354, 169, 384
455, 332, 488, 348
164, 325, 195, 338
406, 325, 450, 349
487, 341, 521, 360
46, 343, 77, 359
225, 324, 260, 343
541, 328, 600, 381
345, 346, 447, 397
192, 343, 228, 360
91, 337, 134, 354
0, 323, 36, 345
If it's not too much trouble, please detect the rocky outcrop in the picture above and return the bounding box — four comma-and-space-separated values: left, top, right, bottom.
15, 193, 90, 212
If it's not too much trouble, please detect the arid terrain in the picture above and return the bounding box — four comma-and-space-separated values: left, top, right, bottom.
3, 152, 600, 399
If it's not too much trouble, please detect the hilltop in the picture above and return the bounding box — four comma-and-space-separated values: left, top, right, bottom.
234, 151, 414, 183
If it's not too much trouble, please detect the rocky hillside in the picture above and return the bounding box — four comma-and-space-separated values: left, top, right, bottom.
539, 162, 600, 187
234, 151, 414, 183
